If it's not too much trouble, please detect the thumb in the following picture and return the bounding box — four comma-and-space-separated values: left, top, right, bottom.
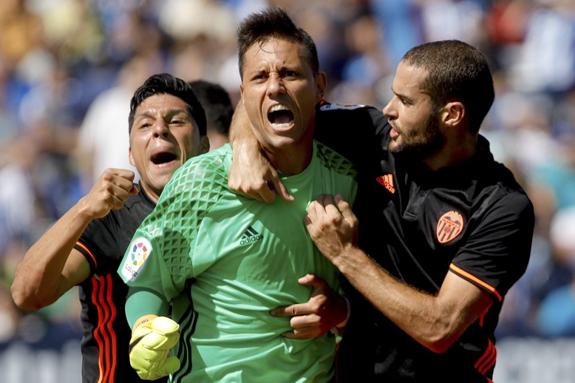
266, 167, 293, 202
271, 177, 294, 202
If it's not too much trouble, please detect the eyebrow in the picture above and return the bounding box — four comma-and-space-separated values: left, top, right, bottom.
391, 87, 411, 101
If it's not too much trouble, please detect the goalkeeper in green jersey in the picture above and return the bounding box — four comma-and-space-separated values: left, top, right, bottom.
119, 7, 355, 383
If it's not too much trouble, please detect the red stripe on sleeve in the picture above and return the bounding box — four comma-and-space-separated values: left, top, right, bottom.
449, 264, 503, 302
76, 242, 98, 269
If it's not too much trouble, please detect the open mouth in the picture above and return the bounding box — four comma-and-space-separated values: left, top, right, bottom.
268, 105, 294, 126
388, 123, 400, 139
151, 151, 178, 166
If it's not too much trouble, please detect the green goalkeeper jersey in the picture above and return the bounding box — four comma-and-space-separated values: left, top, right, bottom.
119, 142, 356, 383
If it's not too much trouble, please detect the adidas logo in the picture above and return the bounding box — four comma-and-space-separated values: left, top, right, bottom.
239, 226, 263, 246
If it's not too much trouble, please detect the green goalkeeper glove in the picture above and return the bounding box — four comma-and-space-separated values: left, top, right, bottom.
129, 315, 181, 380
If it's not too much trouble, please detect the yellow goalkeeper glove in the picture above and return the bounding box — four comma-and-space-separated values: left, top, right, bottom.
129, 315, 181, 380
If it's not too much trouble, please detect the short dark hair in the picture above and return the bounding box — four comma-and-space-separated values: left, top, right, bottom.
402, 40, 494, 134
189, 80, 233, 136
237, 7, 320, 78
129, 73, 207, 136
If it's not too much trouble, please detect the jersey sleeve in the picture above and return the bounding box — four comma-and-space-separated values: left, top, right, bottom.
450, 193, 535, 302
75, 216, 116, 274
118, 154, 226, 307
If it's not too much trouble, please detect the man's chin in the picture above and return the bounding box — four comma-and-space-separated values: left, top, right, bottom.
262, 136, 304, 153
269, 120, 296, 133
388, 140, 402, 153
148, 168, 176, 186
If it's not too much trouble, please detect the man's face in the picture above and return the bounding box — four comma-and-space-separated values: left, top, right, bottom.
129, 93, 207, 201
383, 60, 444, 157
240, 37, 325, 153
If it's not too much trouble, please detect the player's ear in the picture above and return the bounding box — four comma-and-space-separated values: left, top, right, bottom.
315, 72, 327, 102
129, 146, 135, 166
199, 136, 210, 154
441, 101, 464, 127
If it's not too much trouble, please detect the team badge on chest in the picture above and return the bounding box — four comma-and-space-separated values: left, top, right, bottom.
436, 210, 464, 244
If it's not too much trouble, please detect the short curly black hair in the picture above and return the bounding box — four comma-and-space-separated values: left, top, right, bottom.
128, 73, 207, 136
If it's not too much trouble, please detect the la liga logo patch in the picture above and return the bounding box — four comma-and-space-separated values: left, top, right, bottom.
121, 237, 152, 281
436, 210, 464, 244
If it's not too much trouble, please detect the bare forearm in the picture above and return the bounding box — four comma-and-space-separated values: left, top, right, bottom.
229, 100, 263, 184
12, 168, 137, 310
305, 197, 490, 352
229, 98, 255, 144
11, 198, 93, 310
334, 247, 469, 353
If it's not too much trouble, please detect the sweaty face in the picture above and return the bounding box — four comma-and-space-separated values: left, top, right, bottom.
129, 93, 207, 201
383, 61, 445, 157
240, 37, 325, 154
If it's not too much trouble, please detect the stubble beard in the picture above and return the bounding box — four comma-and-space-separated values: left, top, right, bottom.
391, 113, 444, 160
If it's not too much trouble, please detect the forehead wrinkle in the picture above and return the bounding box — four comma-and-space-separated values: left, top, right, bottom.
251, 39, 302, 61
135, 110, 156, 120
136, 107, 187, 119
256, 40, 275, 55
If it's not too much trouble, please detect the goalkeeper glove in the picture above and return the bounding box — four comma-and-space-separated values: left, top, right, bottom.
129, 315, 181, 380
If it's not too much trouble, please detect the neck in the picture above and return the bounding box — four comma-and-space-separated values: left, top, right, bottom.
264, 141, 313, 176
140, 183, 160, 203
424, 134, 478, 171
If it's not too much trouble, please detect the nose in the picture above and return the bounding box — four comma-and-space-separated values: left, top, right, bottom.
152, 120, 170, 137
267, 73, 286, 97
382, 97, 397, 120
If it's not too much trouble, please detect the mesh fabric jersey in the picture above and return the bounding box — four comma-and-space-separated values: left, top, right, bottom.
120, 142, 357, 382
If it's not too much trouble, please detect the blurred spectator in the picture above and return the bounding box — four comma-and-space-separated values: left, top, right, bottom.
371, 0, 422, 67
530, 134, 575, 212
0, 134, 38, 257
75, 54, 159, 184
0, 0, 43, 69
537, 207, 575, 337
508, 0, 575, 94
334, 13, 389, 106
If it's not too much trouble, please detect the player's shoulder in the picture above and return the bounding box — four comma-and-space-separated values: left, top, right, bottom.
314, 140, 357, 177
177, 145, 229, 178
492, 163, 534, 213
319, 102, 372, 112
163, 145, 230, 196
479, 137, 533, 207
123, 189, 154, 212
317, 101, 386, 133
319, 102, 382, 118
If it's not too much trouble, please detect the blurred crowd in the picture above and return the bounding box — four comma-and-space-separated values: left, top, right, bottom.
1, 0, 575, 354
